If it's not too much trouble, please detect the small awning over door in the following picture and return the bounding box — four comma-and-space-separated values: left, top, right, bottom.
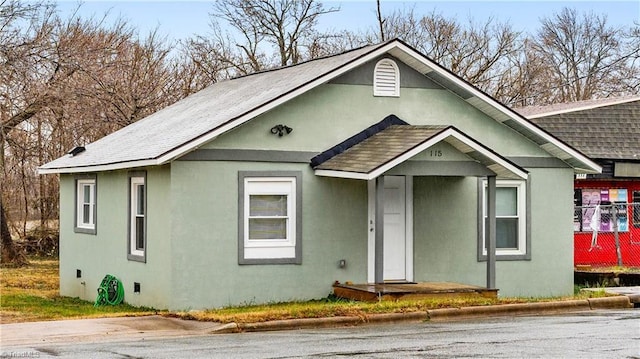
311, 115, 528, 180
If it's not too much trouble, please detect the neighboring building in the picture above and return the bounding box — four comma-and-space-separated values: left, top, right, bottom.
518, 96, 640, 266
39, 39, 600, 310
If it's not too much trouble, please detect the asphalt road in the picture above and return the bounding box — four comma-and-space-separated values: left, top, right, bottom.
2, 309, 639, 358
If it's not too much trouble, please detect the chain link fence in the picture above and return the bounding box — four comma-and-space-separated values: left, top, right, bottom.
573, 203, 640, 267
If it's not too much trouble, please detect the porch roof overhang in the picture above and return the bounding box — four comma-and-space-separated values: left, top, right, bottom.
313, 125, 528, 181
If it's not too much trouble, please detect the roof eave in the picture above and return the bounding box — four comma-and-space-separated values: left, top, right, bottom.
314, 170, 372, 180
387, 41, 602, 175
38, 159, 159, 174
525, 96, 640, 119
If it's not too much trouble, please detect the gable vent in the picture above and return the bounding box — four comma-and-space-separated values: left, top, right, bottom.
373, 59, 400, 97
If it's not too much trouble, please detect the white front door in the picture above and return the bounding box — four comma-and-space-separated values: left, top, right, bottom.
383, 176, 406, 281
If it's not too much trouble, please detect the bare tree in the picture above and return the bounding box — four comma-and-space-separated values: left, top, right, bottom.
181, 22, 260, 81
364, 4, 638, 106
616, 23, 640, 94
530, 7, 638, 103
1, 1, 187, 264
365, 7, 521, 95
492, 38, 554, 107
183, 0, 339, 81
1, 0, 56, 265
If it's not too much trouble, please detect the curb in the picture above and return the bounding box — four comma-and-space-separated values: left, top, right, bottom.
238, 316, 362, 332
626, 294, 640, 305
587, 296, 633, 309
209, 296, 634, 334
213, 313, 431, 333
209, 322, 241, 334
364, 311, 428, 324
427, 300, 591, 321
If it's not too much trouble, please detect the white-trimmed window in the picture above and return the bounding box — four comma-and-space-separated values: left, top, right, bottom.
238, 172, 302, 264
373, 58, 400, 97
128, 174, 146, 261
75, 177, 96, 234
481, 180, 527, 257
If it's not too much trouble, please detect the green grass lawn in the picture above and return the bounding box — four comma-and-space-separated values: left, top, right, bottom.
1, 257, 609, 324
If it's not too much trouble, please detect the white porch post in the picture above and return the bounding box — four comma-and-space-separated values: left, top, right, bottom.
374, 176, 385, 284
487, 175, 497, 289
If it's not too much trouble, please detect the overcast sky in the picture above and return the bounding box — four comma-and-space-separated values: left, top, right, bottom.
55, 1, 640, 42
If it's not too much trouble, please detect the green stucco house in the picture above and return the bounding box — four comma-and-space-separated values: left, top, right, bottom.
39, 39, 601, 310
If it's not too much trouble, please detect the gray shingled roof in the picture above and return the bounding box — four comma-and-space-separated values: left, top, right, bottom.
39, 39, 601, 175
518, 97, 640, 160
315, 125, 446, 173
39, 43, 382, 172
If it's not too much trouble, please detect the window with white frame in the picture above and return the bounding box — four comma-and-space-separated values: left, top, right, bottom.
373, 58, 400, 97
128, 174, 146, 261
481, 180, 528, 257
238, 172, 302, 264
75, 176, 96, 234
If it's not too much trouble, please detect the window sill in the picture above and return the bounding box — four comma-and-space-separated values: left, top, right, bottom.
74, 227, 96, 235
127, 254, 146, 263
239, 257, 301, 265
478, 253, 531, 261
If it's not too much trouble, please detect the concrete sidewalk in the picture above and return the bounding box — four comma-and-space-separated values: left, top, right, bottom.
0, 294, 635, 348
1, 316, 226, 347
600, 286, 640, 303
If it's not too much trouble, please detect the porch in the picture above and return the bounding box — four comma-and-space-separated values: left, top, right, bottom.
333, 282, 498, 302
312, 119, 530, 290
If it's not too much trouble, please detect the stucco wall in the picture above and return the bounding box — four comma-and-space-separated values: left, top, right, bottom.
413, 167, 575, 297
203, 84, 550, 158
168, 161, 368, 310
174, 82, 572, 304
512, 167, 575, 296
59, 66, 576, 309
59, 166, 172, 309
413, 176, 484, 285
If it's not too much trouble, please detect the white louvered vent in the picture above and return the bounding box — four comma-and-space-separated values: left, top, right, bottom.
373, 59, 400, 97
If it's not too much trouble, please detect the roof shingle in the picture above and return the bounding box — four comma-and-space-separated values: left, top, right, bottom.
39, 43, 383, 171
315, 125, 448, 173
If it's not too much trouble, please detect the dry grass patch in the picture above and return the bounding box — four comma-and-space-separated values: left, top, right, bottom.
1, 258, 612, 325
576, 266, 640, 273
1, 257, 158, 324
172, 292, 607, 324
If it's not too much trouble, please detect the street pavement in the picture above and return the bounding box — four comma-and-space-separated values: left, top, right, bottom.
0, 288, 638, 357
1, 310, 638, 358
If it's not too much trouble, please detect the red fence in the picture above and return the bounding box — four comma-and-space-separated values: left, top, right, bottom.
574, 203, 640, 267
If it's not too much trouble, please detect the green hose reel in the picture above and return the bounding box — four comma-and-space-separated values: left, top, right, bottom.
94, 274, 124, 307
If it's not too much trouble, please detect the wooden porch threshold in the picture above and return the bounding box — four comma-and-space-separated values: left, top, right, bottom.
333, 282, 498, 302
